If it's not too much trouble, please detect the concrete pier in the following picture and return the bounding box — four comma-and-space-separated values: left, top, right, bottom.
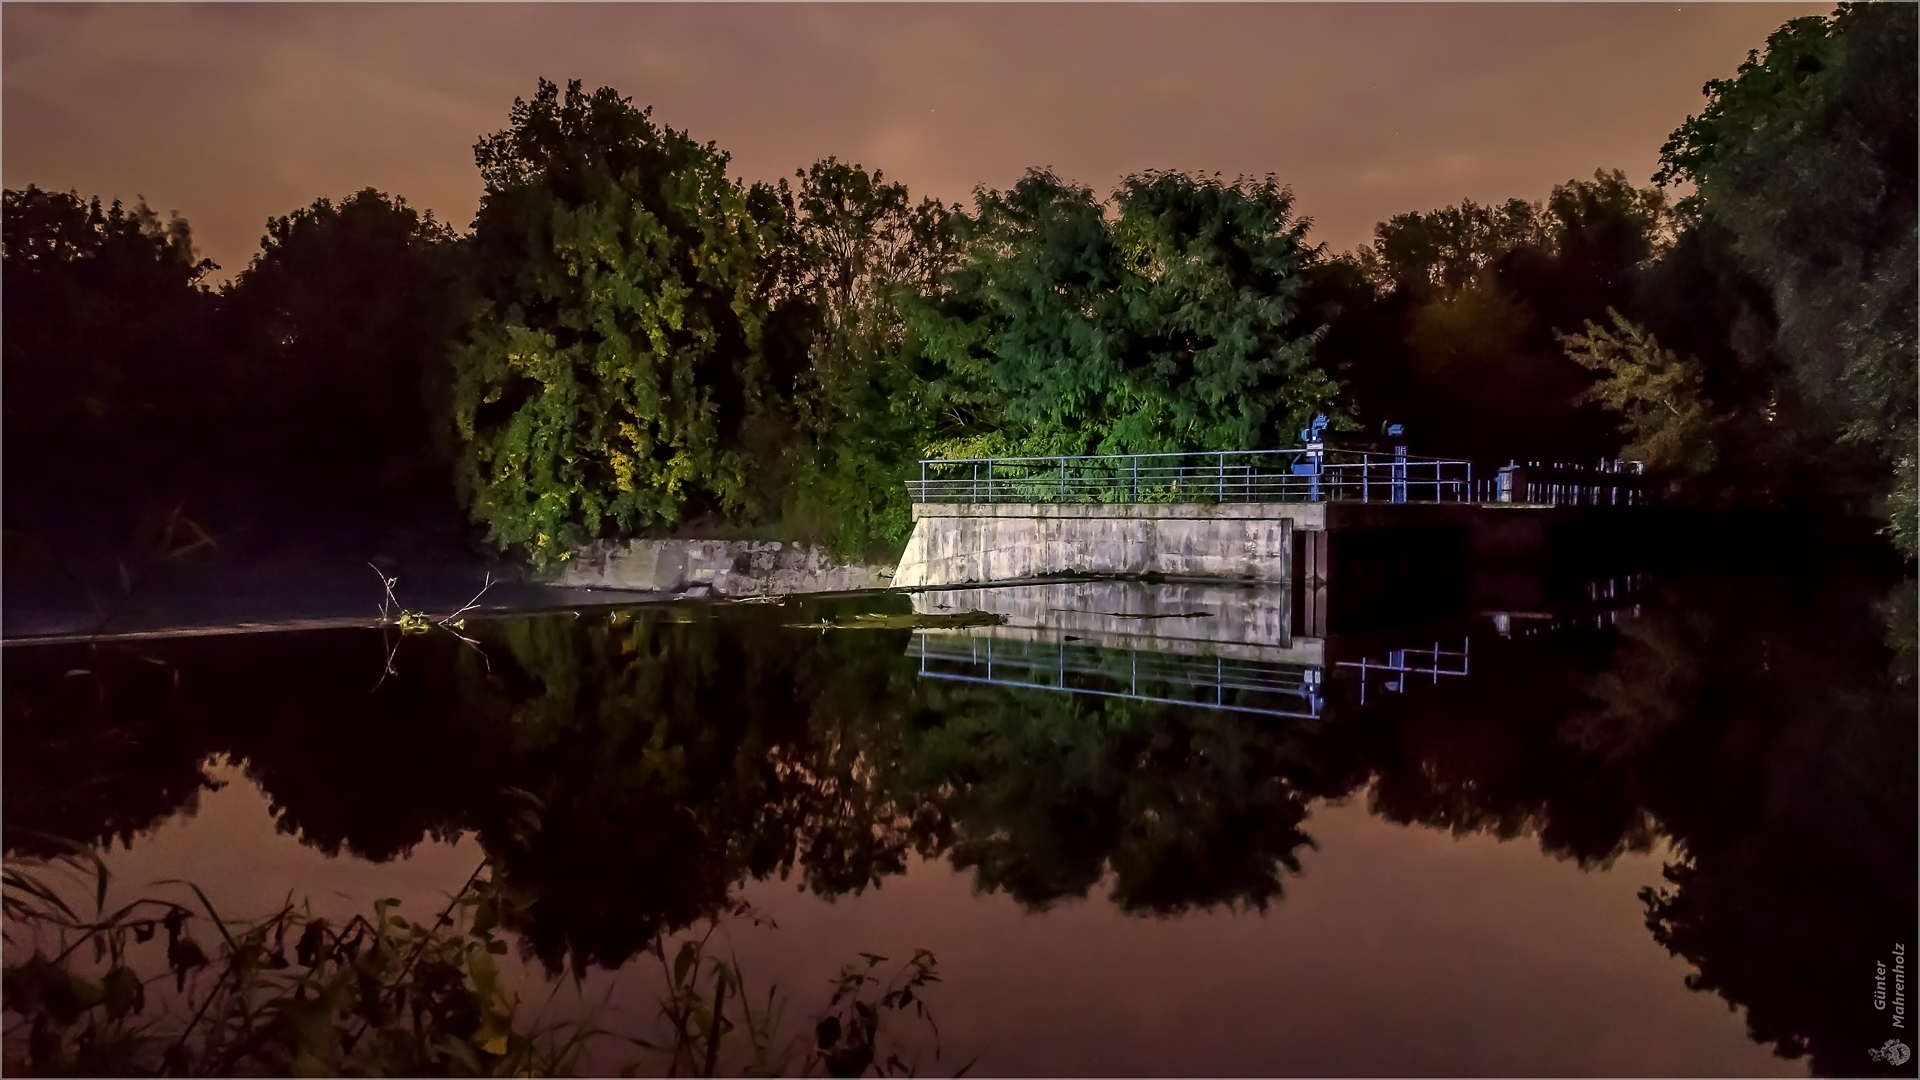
894, 499, 1632, 591
892, 502, 1307, 589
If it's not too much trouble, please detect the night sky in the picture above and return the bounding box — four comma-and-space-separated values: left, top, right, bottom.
5, 3, 1826, 276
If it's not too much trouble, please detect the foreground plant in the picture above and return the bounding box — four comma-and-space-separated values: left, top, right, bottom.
632, 899, 961, 1078
2, 839, 959, 1077
2, 841, 579, 1077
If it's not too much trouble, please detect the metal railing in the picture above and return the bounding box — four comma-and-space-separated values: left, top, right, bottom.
1480, 459, 1652, 506
908, 449, 1473, 505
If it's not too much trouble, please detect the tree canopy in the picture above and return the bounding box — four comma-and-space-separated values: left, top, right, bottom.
452, 79, 785, 566
909, 169, 1333, 459
1314, 169, 1672, 463
222, 188, 469, 519
1, 187, 222, 525
5, 6, 1912, 569
770, 158, 962, 555
1656, 1, 1917, 552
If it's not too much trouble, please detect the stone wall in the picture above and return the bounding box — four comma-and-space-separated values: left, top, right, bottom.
545, 539, 894, 597
892, 502, 1313, 588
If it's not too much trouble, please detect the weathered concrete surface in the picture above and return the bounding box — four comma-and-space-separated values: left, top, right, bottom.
909, 580, 1323, 667
894, 503, 1307, 588
547, 539, 894, 597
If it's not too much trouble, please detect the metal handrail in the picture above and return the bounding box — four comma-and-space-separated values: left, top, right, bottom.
908, 448, 1475, 506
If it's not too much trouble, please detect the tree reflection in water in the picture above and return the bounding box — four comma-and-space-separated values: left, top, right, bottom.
3, 569, 1912, 1075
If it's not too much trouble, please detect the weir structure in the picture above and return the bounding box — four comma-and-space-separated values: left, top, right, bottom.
890, 445, 1651, 635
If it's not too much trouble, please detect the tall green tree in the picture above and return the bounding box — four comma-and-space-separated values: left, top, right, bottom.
908, 169, 1332, 458
222, 189, 469, 520
1656, 2, 1918, 553
1321, 170, 1672, 462
772, 159, 961, 554
451, 79, 784, 566
1, 187, 221, 530
1354, 196, 1551, 295
1557, 310, 1720, 493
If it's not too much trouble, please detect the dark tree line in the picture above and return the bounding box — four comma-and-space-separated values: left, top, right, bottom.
1301, 1, 1913, 549
5, 3, 1912, 567
3, 186, 470, 565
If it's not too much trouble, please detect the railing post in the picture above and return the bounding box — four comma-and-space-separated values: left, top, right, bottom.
1059, 456, 1066, 501
1218, 452, 1226, 502
1131, 455, 1139, 501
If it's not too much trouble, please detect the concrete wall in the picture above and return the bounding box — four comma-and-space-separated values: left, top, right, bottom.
546, 539, 894, 597
894, 502, 1314, 589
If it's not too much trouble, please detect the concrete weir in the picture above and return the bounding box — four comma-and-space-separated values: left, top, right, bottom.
892, 502, 1318, 589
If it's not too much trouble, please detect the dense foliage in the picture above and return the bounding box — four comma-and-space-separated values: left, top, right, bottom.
910, 169, 1332, 459
2, 845, 950, 1077
1306, 169, 1673, 464
770, 159, 962, 555
453, 79, 786, 566
2, 185, 470, 573
4, 3, 1911, 568
1557, 310, 1719, 494
2, 188, 223, 534
1655, 1, 1917, 552
225, 189, 470, 522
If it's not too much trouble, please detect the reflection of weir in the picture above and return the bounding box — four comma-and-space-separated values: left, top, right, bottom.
909, 580, 1320, 666
914, 633, 1326, 719
1336, 639, 1470, 705
908, 581, 1325, 719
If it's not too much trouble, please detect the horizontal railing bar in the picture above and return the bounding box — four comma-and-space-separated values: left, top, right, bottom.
919, 448, 1472, 466
898, 447, 1663, 506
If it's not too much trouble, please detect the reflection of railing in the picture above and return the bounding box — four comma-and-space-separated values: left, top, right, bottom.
913, 633, 1324, 719
1336, 638, 1470, 705
908, 449, 1472, 505
1489, 573, 1650, 637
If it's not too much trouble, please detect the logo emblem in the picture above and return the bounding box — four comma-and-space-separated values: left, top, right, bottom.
1868, 1039, 1911, 1066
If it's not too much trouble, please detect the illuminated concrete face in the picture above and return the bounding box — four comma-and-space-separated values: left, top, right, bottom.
894, 502, 1309, 588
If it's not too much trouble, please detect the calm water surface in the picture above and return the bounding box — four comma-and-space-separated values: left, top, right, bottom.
5, 558, 1913, 1076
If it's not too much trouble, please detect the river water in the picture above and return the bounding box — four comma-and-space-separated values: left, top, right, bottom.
4, 552, 1913, 1076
